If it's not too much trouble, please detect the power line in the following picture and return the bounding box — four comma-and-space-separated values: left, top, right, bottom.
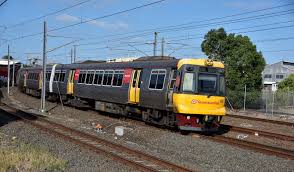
7, 0, 95, 29
255, 37, 294, 42
75, 8, 294, 47
48, 0, 166, 32
167, 24, 294, 42
263, 49, 294, 53
71, 2, 294, 43
0, 0, 7, 7
6, 2, 293, 44
165, 19, 294, 42
8, 0, 166, 42
156, 9, 294, 34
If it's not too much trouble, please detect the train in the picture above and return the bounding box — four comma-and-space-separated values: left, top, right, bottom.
16, 56, 226, 132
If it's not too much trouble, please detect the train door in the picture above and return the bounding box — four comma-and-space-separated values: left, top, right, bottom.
167, 69, 177, 107
24, 71, 28, 87
129, 69, 142, 104
38, 71, 42, 89
67, 70, 75, 95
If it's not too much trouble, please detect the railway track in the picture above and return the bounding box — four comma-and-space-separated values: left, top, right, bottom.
220, 124, 294, 142
226, 114, 294, 127
0, 104, 194, 172
200, 123, 294, 160
204, 135, 294, 160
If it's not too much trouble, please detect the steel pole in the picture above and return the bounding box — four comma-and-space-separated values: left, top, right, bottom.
70, 48, 73, 64
7, 45, 10, 95
161, 37, 165, 57
41, 21, 47, 112
243, 84, 246, 111
73, 45, 77, 63
12, 61, 15, 87
153, 32, 157, 56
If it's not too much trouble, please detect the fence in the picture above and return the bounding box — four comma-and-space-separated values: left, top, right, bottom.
226, 89, 294, 116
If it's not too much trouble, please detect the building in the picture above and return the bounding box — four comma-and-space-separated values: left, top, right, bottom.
0, 59, 21, 86
262, 61, 294, 91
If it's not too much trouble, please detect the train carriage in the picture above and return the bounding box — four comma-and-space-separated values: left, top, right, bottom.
17, 56, 225, 132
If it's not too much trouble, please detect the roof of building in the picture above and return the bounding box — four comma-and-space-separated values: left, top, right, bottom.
265, 60, 294, 70
0, 59, 21, 65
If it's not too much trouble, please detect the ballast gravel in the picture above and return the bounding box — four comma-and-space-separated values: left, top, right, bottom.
2, 88, 294, 172
0, 110, 135, 172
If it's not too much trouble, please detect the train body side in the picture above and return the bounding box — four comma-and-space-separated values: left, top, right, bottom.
17, 57, 226, 132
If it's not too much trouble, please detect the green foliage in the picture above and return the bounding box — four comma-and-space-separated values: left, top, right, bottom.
201, 28, 266, 108
201, 28, 227, 61
278, 74, 294, 92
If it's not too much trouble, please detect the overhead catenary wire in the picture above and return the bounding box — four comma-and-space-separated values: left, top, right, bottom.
7, 0, 166, 42
0, 0, 7, 7
6, 0, 95, 29
3, 2, 294, 62
5, 2, 292, 43
47, 40, 78, 53
66, 2, 294, 43
73, 9, 294, 47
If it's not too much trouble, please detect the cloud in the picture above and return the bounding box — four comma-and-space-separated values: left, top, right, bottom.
56, 13, 80, 23
89, 20, 128, 30
56, 13, 128, 30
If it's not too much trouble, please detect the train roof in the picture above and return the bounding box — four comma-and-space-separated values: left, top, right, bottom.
22, 56, 179, 70
20, 56, 224, 71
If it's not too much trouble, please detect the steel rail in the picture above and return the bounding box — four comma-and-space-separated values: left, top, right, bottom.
226, 114, 294, 127
0, 104, 194, 172
220, 124, 294, 142
203, 135, 294, 160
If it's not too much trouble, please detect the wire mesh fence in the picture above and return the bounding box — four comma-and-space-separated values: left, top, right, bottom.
226, 88, 294, 116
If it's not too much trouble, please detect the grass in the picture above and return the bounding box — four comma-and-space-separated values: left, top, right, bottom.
0, 142, 67, 172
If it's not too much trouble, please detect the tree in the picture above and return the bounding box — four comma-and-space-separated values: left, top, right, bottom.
278, 74, 294, 92
201, 28, 266, 108
201, 28, 227, 61
2, 55, 13, 60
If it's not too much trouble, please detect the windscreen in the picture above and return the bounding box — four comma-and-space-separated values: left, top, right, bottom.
198, 74, 217, 93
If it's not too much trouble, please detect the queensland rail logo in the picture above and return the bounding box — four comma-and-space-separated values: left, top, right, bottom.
191, 99, 219, 105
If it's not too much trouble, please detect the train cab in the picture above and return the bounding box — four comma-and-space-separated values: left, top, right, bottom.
173, 59, 226, 131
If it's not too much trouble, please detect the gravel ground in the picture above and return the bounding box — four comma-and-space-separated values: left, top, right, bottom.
0, 106, 135, 172
227, 110, 294, 123
2, 87, 294, 172
221, 130, 294, 151
222, 116, 294, 137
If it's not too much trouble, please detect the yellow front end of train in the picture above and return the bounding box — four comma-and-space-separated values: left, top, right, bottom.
172, 59, 226, 131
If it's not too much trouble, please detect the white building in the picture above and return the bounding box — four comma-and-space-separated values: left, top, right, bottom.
262, 61, 294, 91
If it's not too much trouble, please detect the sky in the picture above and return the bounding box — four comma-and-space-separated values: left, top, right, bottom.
0, 0, 293, 64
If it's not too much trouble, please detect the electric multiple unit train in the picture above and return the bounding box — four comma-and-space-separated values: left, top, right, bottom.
17, 56, 225, 131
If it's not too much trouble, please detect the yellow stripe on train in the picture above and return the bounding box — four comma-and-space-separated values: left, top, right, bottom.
173, 93, 226, 115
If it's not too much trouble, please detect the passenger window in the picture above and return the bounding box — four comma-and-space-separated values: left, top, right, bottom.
86, 71, 94, 84
149, 69, 166, 90
59, 72, 66, 82
107, 71, 113, 85
103, 71, 113, 86
46, 72, 51, 81
112, 70, 124, 87
183, 72, 195, 92
93, 70, 103, 85
54, 72, 60, 81
78, 71, 86, 84
98, 71, 104, 85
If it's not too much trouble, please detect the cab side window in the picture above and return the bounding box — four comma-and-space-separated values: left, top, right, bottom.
149, 69, 166, 90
